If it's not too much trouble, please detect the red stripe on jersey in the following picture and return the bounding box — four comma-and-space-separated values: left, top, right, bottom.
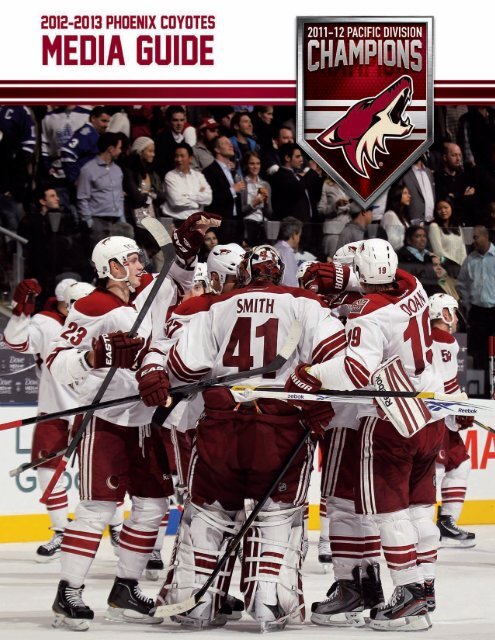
2, 336, 29, 352
344, 356, 370, 388
168, 345, 210, 383
312, 330, 347, 364
444, 376, 461, 393
46, 346, 72, 371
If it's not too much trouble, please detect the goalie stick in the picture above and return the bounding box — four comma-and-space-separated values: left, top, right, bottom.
0, 321, 303, 433
39, 217, 176, 505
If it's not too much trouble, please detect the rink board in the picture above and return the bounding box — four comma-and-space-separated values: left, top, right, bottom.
1, 406, 494, 542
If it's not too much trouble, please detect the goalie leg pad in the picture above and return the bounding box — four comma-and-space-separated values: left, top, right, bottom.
241, 499, 305, 627
156, 501, 238, 627
372, 356, 431, 437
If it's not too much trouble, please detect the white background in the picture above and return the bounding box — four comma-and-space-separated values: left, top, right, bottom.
0, 0, 492, 81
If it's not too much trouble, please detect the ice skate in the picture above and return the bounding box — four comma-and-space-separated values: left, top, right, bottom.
437, 512, 476, 548
144, 549, 163, 581
310, 566, 365, 627
218, 594, 244, 621
362, 563, 385, 610
369, 582, 432, 631
424, 578, 435, 612
108, 524, 121, 557
106, 577, 163, 624
52, 580, 94, 632
317, 536, 332, 573
36, 528, 64, 563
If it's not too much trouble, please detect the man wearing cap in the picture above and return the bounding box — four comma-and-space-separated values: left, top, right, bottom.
335, 201, 385, 251
192, 117, 219, 171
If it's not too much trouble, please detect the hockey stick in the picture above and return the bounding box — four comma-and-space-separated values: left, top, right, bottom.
474, 419, 495, 435
9, 448, 67, 477
39, 218, 176, 504
230, 387, 495, 418
153, 426, 311, 618
1, 321, 303, 433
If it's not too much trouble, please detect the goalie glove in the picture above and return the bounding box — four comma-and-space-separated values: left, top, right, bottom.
91, 331, 144, 369
173, 212, 222, 263
12, 279, 41, 316
301, 261, 350, 296
137, 364, 170, 407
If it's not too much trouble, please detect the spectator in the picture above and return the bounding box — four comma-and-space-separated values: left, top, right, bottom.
269, 143, 323, 253
154, 106, 196, 176
211, 106, 235, 136
77, 132, 127, 245
197, 228, 219, 262
127, 106, 153, 141
457, 106, 495, 169
122, 136, 166, 227
191, 118, 219, 170
435, 143, 478, 224
457, 225, 495, 391
402, 157, 436, 224
336, 200, 381, 250
380, 183, 412, 250
252, 106, 275, 151
60, 106, 112, 184
240, 151, 272, 247
229, 111, 258, 175
487, 201, 495, 244
203, 135, 245, 242
274, 216, 303, 286
428, 199, 467, 277
317, 176, 351, 258
261, 125, 294, 177
0, 105, 37, 231
397, 225, 444, 295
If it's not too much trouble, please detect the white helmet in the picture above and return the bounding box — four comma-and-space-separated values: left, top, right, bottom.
207, 243, 244, 290
192, 262, 211, 291
54, 278, 78, 302
333, 243, 359, 265
91, 236, 142, 280
353, 238, 398, 284
428, 293, 458, 326
63, 282, 96, 310
296, 261, 316, 284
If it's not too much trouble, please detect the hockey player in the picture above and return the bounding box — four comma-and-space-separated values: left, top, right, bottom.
47, 214, 216, 630
297, 252, 383, 626
429, 293, 476, 549
3, 277, 92, 562
287, 239, 445, 631
138, 244, 344, 631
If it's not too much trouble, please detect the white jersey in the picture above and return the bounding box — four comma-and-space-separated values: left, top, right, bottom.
3, 307, 79, 415
311, 269, 442, 419
149, 282, 346, 396
47, 263, 192, 426
41, 106, 91, 177
431, 326, 461, 431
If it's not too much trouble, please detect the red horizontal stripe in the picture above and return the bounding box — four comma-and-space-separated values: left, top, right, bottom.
60, 547, 96, 559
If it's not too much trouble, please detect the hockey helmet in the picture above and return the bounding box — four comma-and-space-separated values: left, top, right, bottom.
206, 243, 244, 290
91, 236, 142, 280
296, 260, 316, 285
192, 262, 211, 292
428, 293, 458, 326
353, 238, 398, 285
54, 278, 78, 302
237, 244, 285, 286
333, 242, 359, 265
63, 281, 96, 310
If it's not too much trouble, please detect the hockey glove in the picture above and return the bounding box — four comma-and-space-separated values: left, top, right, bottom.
137, 364, 170, 407
301, 403, 335, 437
173, 212, 222, 263
92, 331, 144, 369
12, 279, 42, 316
301, 261, 350, 295
456, 415, 474, 430
285, 363, 323, 408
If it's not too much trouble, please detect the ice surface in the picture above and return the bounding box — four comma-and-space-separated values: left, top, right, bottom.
0, 527, 494, 639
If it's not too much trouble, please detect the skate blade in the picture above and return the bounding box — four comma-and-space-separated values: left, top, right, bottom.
105, 607, 163, 625
369, 613, 432, 632
260, 619, 288, 633
311, 611, 364, 627
225, 610, 243, 621
439, 537, 476, 549
35, 552, 60, 564
144, 569, 159, 581
52, 613, 90, 631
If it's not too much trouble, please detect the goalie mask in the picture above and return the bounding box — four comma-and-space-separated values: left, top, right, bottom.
428, 293, 458, 327
237, 244, 285, 286
63, 281, 96, 311
91, 236, 143, 285
353, 238, 398, 285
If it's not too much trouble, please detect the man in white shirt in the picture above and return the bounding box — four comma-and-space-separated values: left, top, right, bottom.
161, 143, 213, 222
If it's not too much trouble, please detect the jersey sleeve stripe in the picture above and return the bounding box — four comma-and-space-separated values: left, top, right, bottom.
312, 330, 347, 364
46, 346, 72, 371
2, 337, 29, 352
168, 345, 210, 383
344, 356, 370, 388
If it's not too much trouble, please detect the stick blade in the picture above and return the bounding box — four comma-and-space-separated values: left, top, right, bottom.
141, 217, 172, 248
279, 320, 303, 361
154, 596, 203, 618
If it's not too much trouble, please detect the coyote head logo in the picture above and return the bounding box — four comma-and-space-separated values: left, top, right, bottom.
317, 75, 414, 179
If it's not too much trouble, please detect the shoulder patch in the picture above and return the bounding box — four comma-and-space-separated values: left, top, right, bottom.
348, 298, 369, 315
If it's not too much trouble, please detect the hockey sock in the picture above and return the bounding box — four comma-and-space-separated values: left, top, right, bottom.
37, 467, 69, 531
373, 509, 421, 586
409, 504, 438, 580
328, 497, 365, 580
441, 458, 471, 521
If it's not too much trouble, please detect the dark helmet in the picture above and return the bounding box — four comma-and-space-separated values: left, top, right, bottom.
237, 244, 285, 286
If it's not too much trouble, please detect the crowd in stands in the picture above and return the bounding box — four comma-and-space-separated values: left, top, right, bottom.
1, 104, 495, 392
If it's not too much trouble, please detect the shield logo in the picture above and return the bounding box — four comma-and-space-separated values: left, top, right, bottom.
297, 17, 433, 208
